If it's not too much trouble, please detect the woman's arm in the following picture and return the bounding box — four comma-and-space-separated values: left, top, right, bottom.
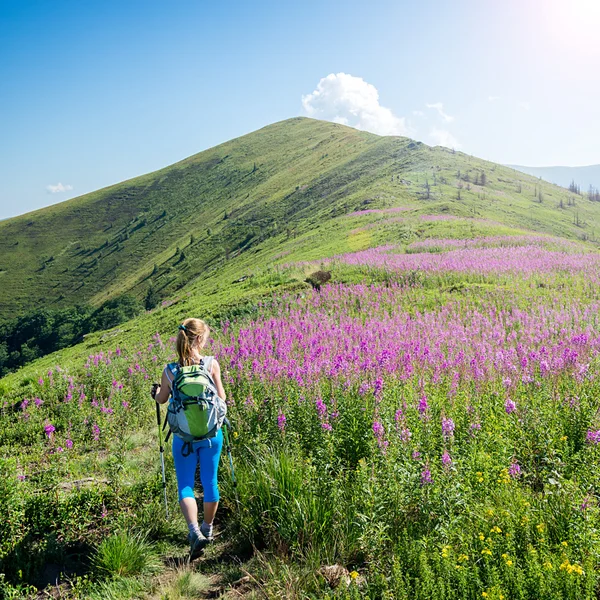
211, 359, 227, 401
154, 369, 172, 405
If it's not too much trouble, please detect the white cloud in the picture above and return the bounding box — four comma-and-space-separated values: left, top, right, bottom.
488, 95, 501, 102
412, 110, 425, 116
302, 73, 407, 136
46, 182, 73, 194
518, 101, 531, 110
425, 102, 454, 122
429, 127, 461, 149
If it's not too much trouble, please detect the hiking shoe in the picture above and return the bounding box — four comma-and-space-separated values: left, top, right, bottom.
188, 530, 208, 559
200, 523, 214, 544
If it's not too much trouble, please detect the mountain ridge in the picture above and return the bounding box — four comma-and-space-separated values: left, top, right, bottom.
2, 116, 600, 322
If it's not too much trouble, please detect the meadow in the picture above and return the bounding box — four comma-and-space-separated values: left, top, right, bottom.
3, 232, 600, 599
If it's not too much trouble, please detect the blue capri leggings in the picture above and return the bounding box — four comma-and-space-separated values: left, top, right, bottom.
172, 429, 223, 503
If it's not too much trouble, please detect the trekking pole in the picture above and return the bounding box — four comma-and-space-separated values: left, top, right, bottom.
155, 401, 169, 519
222, 419, 239, 507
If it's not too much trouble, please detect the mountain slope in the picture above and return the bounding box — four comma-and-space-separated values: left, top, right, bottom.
2, 116, 600, 321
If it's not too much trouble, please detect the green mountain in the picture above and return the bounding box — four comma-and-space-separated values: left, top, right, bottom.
2, 117, 600, 322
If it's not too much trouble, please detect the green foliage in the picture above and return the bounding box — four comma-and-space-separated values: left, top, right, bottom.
86, 294, 143, 332
92, 531, 161, 578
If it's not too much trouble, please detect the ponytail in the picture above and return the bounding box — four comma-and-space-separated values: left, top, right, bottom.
176, 318, 210, 366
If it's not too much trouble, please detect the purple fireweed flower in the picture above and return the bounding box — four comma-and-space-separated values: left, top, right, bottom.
442, 451, 452, 467
56, 447, 64, 453
44, 423, 55, 438
421, 468, 433, 485
315, 399, 327, 417
372, 421, 385, 438
121, 401, 129, 409
581, 496, 590, 511
21, 399, 29, 410
373, 378, 383, 397
34, 398, 43, 407
65, 439, 73, 449
418, 395, 429, 414
412, 451, 421, 460
586, 430, 600, 445
93, 423, 101, 441
441, 417, 455, 437
358, 382, 370, 396
277, 412, 286, 432
395, 409, 403, 422
505, 399, 517, 414
321, 423, 333, 431
38, 378, 44, 386
17, 474, 26, 481
400, 428, 412, 442
508, 461, 521, 477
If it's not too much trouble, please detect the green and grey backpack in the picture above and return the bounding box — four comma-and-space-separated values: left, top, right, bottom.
165, 356, 227, 456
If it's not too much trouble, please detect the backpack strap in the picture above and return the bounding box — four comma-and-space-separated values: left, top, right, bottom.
202, 356, 214, 376
164, 363, 178, 389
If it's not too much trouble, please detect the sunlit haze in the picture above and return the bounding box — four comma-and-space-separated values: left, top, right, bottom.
1, 0, 598, 218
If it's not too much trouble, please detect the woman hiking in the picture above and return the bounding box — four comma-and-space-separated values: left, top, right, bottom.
152, 318, 227, 558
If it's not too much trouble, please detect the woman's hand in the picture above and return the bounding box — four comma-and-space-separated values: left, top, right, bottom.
153, 370, 172, 404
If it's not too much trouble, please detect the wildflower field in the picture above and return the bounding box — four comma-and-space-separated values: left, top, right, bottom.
3, 234, 600, 599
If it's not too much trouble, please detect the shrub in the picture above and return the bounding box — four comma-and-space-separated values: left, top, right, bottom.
92, 531, 161, 579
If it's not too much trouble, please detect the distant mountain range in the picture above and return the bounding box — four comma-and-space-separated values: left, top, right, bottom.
508, 164, 600, 192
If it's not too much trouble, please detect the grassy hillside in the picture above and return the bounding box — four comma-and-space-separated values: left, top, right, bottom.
5, 119, 600, 599
2, 117, 600, 323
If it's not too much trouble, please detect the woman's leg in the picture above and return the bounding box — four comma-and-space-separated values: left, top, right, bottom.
197, 429, 223, 528
172, 436, 199, 525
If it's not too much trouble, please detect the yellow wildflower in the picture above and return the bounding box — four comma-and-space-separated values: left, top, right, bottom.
559, 560, 569, 571
458, 554, 469, 562
479, 533, 485, 541
476, 471, 483, 477
486, 509, 494, 517
350, 571, 359, 580
524, 501, 531, 507
478, 477, 484, 482
501, 553, 509, 559
233, 431, 239, 439
560, 435, 568, 441
491, 526, 502, 534
543, 561, 553, 570
536, 523, 545, 533
481, 548, 492, 556
482, 593, 488, 598
506, 560, 513, 566
572, 564, 584, 575
561, 541, 568, 547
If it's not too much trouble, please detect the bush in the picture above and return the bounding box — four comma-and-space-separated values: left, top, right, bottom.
92, 531, 161, 579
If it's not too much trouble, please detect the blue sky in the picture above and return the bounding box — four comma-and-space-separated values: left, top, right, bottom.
1, 0, 599, 219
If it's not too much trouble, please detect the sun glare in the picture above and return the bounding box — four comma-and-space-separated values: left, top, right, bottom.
545, 0, 600, 52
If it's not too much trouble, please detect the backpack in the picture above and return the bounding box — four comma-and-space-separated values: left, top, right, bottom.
165, 356, 227, 456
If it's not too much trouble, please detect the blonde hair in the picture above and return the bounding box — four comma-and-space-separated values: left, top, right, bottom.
176, 318, 210, 366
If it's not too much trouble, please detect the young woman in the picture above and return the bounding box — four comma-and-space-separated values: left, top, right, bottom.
152, 318, 227, 557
